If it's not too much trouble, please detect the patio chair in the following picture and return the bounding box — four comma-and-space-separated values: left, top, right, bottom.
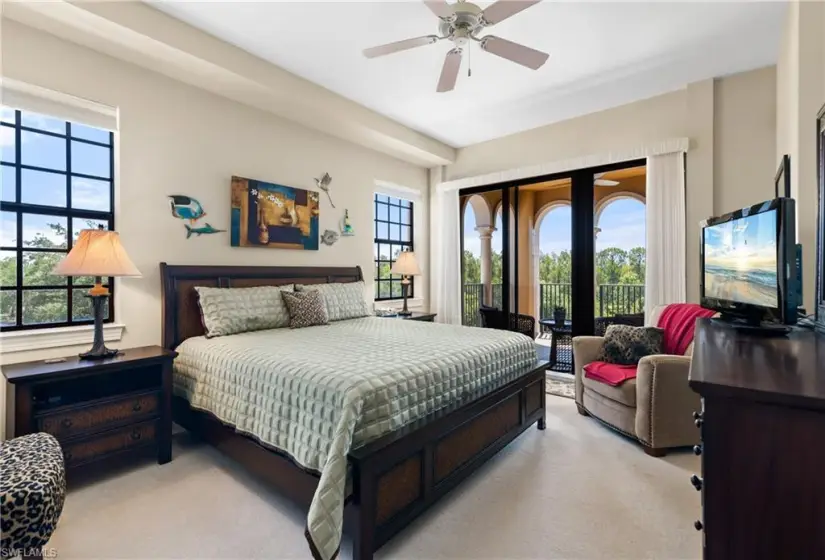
478, 305, 536, 339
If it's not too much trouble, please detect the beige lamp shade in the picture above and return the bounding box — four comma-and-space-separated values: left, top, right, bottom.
391, 251, 421, 276
53, 229, 141, 278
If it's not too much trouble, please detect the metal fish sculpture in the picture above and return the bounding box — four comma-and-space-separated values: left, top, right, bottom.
169, 195, 206, 224
185, 223, 225, 239
315, 173, 335, 208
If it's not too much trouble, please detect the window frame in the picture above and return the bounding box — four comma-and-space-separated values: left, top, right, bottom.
1, 108, 116, 331
373, 193, 414, 301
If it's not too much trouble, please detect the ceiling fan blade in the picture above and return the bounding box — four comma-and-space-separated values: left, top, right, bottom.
481, 0, 542, 26
594, 180, 620, 187
480, 36, 549, 70
423, 0, 454, 20
436, 48, 463, 93
363, 35, 440, 58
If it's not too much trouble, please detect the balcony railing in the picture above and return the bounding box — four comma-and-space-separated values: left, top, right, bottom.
462, 282, 645, 327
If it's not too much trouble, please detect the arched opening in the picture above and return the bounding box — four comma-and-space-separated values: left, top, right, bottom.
461, 194, 493, 325
594, 195, 646, 318
535, 202, 572, 323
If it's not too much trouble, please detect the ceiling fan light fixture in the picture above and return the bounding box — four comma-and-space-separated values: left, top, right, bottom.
362, 0, 549, 92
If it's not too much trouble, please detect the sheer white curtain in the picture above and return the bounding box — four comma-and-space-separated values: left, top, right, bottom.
645, 152, 686, 323
431, 187, 462, 324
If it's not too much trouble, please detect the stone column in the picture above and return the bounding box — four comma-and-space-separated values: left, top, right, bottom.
475, 226, 496, 305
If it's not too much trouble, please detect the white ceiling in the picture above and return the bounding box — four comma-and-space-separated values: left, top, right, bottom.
151, 1, 786, 148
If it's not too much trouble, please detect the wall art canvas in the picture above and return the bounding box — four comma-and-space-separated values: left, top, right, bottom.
231, 176, 319, 250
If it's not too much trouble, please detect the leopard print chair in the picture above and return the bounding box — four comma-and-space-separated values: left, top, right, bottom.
1, 433, 66, 559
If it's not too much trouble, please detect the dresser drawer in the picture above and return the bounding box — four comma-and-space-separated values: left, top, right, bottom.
37, 390, 160, 439
63, 420, 157, 468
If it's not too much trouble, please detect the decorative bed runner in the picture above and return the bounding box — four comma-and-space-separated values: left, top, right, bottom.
173, 317, 536, 560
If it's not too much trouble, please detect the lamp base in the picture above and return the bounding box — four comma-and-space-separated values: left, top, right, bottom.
397, 310, 413, 317
79, 347, 119, 360
78, 292, 118, 361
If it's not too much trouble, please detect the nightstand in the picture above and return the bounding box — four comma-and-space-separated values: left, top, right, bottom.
399, 312, 437, 322
3, 346, 177, 474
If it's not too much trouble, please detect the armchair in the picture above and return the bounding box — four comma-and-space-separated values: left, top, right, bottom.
572, 305, 708, 457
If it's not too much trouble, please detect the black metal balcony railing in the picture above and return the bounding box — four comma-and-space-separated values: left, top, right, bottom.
461, 282, 645, 327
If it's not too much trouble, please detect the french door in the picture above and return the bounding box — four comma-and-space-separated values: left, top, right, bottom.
459, 159, 647, 342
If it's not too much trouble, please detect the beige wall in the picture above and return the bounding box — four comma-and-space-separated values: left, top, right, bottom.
0, 21, 430, 432
776, 1, 824, 312
448, 68, 781, 305
713, 66, 777, 214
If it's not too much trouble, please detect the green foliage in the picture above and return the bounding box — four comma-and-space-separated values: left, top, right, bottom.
0, 221, 106, 326
461, 246, 646, 322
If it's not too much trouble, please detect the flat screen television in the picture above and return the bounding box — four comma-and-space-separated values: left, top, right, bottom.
700, 198, 798, 328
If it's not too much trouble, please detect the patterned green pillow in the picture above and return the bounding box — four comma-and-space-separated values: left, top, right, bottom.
281, 290, 329, 328
295, 281, 370, 322
598, 325, 665, 365
195, 285, 294, 338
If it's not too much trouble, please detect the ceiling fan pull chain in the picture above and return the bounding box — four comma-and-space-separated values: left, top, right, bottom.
468, 44, 472, 78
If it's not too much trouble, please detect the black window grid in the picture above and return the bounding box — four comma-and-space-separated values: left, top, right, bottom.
374, 194, 414, 301
0, 108, 115, 331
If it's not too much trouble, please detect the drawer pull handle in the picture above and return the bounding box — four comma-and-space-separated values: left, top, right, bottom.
61, 418, 73, 429
131, 430, 142, 441
132, 402, 143, 412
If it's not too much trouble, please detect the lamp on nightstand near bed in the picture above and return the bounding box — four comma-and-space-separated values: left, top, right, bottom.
53, 226, 141, 360
391, 250, 421, 317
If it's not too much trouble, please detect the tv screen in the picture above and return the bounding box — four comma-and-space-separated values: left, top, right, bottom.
703, 209, 779, 309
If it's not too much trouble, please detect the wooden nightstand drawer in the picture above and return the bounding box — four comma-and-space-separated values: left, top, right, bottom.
37, 390, 160, 439
63, 420, 157, 468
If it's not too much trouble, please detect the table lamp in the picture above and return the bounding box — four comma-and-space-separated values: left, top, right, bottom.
390, 250, 421, 316
53, 226, 141, 359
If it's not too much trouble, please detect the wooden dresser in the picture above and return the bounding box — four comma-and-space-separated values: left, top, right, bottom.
688, 319, 825, 560
3, 346, 177, 475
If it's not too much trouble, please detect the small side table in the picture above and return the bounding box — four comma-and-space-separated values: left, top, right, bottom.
379, 311, 437, 322
539, 319, 573, 373
3, 346, 177, 475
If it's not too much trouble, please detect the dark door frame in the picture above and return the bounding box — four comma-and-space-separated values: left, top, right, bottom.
458, 157, 647, 335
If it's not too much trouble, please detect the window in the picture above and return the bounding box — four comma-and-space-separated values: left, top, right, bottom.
374, 193, 413, 300
1, 107, 115, 330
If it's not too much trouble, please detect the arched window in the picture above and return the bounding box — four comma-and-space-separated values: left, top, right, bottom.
534, 202, 572, 320
594, 195, 646, 317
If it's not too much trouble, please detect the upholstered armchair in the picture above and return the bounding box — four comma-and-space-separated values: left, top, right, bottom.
572, 305, 710, 457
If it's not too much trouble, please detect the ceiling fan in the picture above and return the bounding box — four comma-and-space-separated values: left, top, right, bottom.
594, 173, 620, 187
363, 0, 549, 93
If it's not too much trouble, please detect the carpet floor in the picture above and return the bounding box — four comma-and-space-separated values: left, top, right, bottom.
50, 398, 701, 559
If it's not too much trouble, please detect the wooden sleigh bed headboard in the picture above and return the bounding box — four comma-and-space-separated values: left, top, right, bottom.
159, 263, 363, 350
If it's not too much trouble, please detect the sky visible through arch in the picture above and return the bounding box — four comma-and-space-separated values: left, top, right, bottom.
463, 198, 645, 257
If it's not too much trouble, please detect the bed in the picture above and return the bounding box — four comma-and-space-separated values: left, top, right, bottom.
161, 263, 547, 560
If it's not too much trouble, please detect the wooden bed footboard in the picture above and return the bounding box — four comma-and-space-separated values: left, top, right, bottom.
350, 363, 547, 557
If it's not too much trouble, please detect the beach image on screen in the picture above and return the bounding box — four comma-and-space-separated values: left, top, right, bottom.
704, 210, 778, 308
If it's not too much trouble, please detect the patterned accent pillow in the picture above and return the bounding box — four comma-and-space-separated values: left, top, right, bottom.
281, 290, 329, 328
195, 285, 294, 338
295, 281, 370, 322
598, 325, 665, 365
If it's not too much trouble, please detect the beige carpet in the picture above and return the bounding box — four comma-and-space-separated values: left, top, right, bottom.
50, 397, 701, 559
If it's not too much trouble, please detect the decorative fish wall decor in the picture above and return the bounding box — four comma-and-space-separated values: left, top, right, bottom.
169, 195, 206, 224
168, 194, 225, 239
185, 223, 225, 239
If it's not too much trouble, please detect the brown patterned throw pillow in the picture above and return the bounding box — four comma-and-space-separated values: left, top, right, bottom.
281, 290, 329, 329
598, 325, 665, 365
